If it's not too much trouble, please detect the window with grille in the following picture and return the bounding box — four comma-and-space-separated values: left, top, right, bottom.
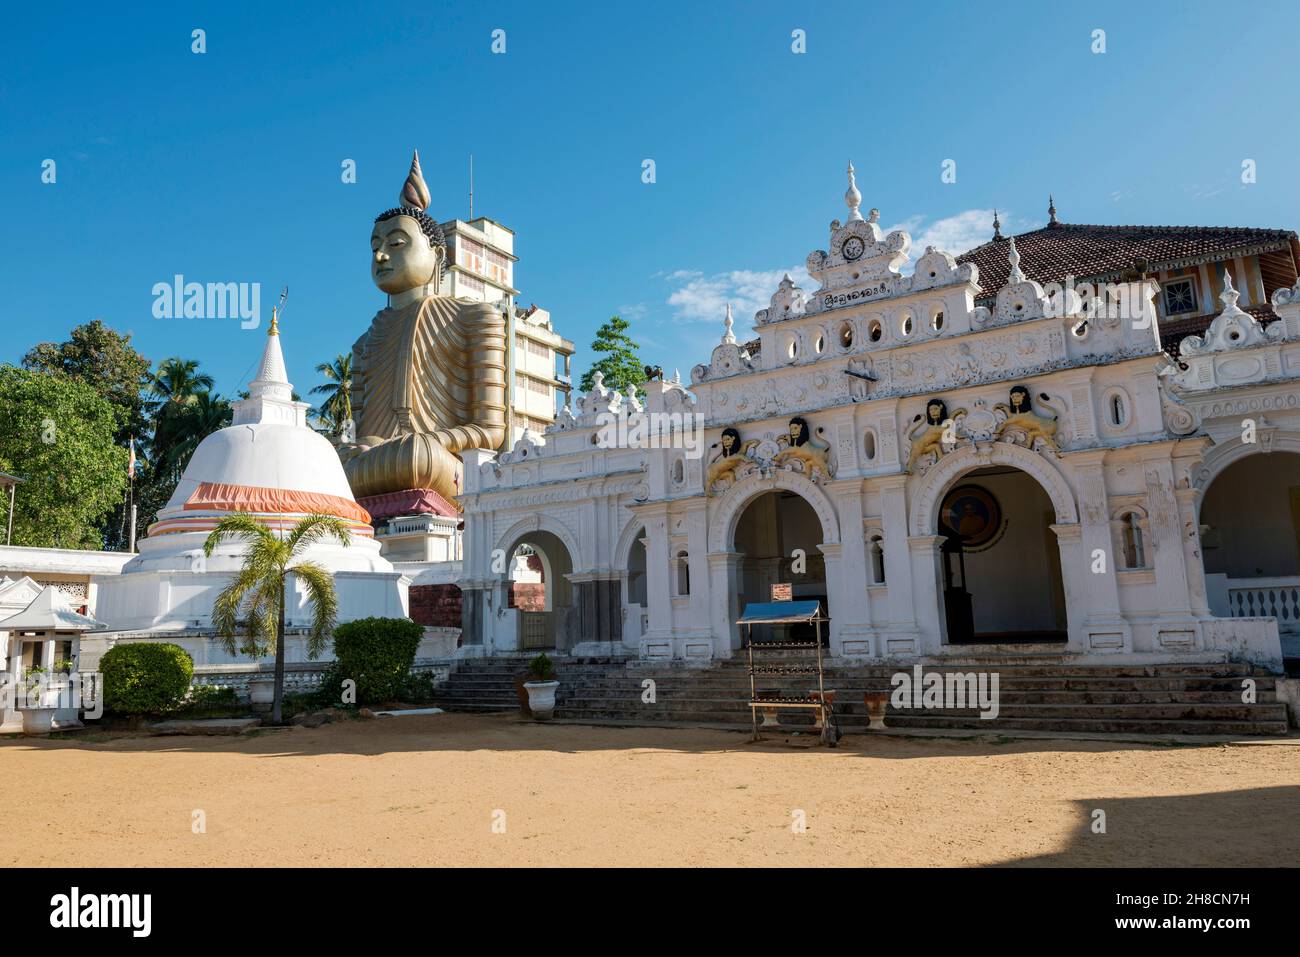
1162, 278, 1198, 315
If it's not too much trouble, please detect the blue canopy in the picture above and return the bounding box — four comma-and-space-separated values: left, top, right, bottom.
737, 600, 822, 624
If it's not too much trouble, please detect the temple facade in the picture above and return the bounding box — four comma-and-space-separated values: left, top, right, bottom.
457, 170, 1300, 672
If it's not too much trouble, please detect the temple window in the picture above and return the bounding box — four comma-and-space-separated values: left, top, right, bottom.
869, 536, 886, 584
1120, 512, 1146, 569
675, 551, 691, 596
863, 429, 877, 461
868, 319, 883, 342
839, 322, 854, 349
1162, 277, 1198, 315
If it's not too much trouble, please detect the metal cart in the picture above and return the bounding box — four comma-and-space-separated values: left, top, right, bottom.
738, 600, 840, 747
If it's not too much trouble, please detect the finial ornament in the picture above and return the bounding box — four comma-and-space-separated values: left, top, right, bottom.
1048, 194, 1058, 226
845, 161, 864, 222
401, 149, 432, 210
1221, 270, 1240, 310
722, 302, 736, 344
1007, 236, 1025, 284
992, 209, 1003, 240
269, 307, 280, 336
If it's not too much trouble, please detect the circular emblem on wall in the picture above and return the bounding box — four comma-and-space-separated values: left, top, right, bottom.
842, 236, 865, 261
939, 484, 1002, 548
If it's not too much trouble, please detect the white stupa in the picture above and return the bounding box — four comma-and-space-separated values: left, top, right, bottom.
90, 316, 408, 662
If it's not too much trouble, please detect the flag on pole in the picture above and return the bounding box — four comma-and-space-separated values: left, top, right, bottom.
128, 436, 136, 479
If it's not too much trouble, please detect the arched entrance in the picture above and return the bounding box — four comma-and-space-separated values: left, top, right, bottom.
935, 465, 1067, 644
504, 530, 574, 651
623, 526, 648, 644
733, 490, 828, 642
1200, 450, 1300, 660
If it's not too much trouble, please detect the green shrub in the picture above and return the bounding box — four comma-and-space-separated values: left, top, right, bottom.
329, 617, 423, 704
168, 683, 242, 719
100, 642, 194, 715
528, 653, 555, 680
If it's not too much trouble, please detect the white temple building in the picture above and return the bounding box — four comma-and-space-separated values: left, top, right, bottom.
456, 168, 1300, 676
86, 317, 409, 669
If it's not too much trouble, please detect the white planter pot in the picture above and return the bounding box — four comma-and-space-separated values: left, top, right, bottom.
248, 677, 276, 712
20, 707, 59, 735
523, 680, 560, 720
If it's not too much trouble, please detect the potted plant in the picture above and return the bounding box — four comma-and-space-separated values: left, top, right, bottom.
522, 653, 560, 720
19, 666, 63, 736
863, 690, 890, 730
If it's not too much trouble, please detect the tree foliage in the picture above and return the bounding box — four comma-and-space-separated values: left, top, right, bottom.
0, 365, 128, 548
578, 315, 644, 396
204, 513, 352, 723
310, 353, 353, 437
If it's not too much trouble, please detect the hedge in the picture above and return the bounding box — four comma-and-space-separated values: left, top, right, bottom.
100, 642, 194, 715
326, 617, 424, 704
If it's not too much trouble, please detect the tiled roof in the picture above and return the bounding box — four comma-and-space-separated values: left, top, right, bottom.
958, 223, 1297, 300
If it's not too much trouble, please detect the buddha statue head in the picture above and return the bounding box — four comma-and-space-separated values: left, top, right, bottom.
371, 150, 446, 297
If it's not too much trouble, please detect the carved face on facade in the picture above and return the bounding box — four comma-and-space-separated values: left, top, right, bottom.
371, 214, 443, 295
788, 417, 809, 446
1009, 385, 1031, 414
720, 427, 740, 455
926, 399, 947, 425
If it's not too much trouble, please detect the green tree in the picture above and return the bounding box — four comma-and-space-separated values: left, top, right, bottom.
22, 321, 153, 550
0, 366, 128, 548
163, 392, 233, 475
204, 513, 351, 724
578, 315, 644, 395
310, 353, 353, 437
21, 320, 152, 444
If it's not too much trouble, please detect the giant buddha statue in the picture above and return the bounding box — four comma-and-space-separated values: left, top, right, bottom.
342, 152, 507, 502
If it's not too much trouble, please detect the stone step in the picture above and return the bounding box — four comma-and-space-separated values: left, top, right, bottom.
553, 679, 1279, 698
551, 707, 1289, 737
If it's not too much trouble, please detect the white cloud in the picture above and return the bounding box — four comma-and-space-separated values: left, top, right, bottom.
885, 208, 999, 258
664, 267, 815, 330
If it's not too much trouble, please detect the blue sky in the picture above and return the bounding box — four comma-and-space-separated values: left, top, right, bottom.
3, 0, 1298, 399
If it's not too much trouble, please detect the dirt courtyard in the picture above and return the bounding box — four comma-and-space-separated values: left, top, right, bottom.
3, 714, 1297, 867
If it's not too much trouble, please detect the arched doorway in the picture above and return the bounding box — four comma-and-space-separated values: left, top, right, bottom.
504, 530, 574, 651
937, 466, 1067, 644
733, 490, 828, 642
1200, 450, 1300, 660
623, 527, 648, 644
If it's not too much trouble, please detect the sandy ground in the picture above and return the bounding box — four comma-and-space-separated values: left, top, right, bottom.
2, 714, 1297, 867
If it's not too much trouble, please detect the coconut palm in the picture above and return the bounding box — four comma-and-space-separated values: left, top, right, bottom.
204, 513, 351, 724
310, 353, 353, 437
162, 391, 232, 477
147, 357, 215, 414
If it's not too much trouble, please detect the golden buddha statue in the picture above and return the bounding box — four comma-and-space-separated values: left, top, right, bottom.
342, 152, 507, 502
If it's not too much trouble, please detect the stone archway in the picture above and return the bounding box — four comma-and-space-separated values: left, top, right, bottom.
910, 443, 1077, 536
706, 471, 842, 654
910, 445, 1078, 646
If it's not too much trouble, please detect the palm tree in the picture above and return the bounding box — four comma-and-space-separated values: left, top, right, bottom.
163, 392, 232, 477
147, 357, 215, 414
310, 354, 353, 437
204, 513, 352, 724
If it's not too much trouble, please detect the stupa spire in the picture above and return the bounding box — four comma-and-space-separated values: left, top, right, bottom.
1048, 194, 1058, 226
1007, 236, 1025, 284
249, 308, 292, 402
992, 209, 1003, 241
722, 302, 736, 344
845, 161, 863, 222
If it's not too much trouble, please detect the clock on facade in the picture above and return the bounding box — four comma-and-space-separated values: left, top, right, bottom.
842, 236, 865, 260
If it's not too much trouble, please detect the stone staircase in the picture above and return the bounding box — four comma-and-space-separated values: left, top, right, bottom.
430, 656, 1291, 736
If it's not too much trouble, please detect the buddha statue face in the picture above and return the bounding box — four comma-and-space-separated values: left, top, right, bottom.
371, 215, 442, 295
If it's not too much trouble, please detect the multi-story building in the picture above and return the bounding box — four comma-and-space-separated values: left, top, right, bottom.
438, 216, 575, 443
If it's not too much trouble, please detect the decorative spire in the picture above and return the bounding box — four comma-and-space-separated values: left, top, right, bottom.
1221, 270, 1241, 311
868, 207, 880, 224
269, 306, 280, 336
845, 162, 863, 222
401, 149, 431, 210
722, 302, 736, 344
1007, 236, 1025, 284
1047, 194, 1058, 226
992, 209, 1003, 241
